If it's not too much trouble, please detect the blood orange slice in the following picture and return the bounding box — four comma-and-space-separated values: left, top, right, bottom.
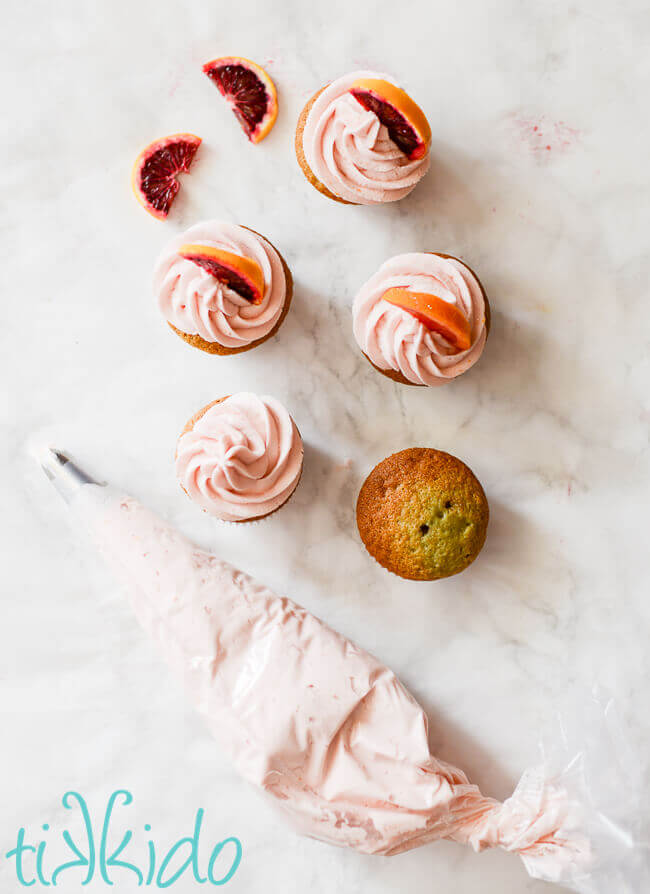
178, 244, 265, 305
203, 56, 278, 144
132, 134, 201, 220
349, 78, 430, 161
382, 288, 471, 351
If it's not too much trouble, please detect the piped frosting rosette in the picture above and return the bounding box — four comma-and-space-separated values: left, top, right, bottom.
153, 221, 287, 350
302, 71, 430, 204
176, 393, 303, 522
352, 252, 489, 386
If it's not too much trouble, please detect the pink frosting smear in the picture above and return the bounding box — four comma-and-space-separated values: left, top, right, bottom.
176, 393, 303, 522
153, 221, 286, 348
302, 72, 430, 204
353, 252, 488, 386
69, 485, 590, 882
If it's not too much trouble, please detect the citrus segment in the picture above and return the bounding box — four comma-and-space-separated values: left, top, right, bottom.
382, 287, 471, 351
349, 78, 430, 160
178, 244, 265, 304
132, 134, 201, 220
203, 56, 278, 143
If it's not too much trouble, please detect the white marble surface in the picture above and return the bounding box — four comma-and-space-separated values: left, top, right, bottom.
2, 0, 650, 891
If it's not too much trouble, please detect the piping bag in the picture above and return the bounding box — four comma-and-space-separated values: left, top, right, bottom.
37, 448, 647, 890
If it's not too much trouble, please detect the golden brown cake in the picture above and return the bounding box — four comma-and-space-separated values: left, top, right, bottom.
356, 448, 489, 580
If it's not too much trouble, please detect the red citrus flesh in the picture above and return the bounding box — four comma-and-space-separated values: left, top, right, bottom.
132, 134, 201, 220
382, 287, 472, 351
178, 244, 265, 304
203, 56, 278, 144
349, 78, 430, 161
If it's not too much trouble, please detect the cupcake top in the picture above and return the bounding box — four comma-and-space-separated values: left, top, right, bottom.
356, 448, 489, 580
353, 253, 488, 386
302, 72, 430, 204
154, 221, 287, 349
175, 393, 303, 522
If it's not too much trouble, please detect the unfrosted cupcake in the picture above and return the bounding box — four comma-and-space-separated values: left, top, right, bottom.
175, 393, 303, 523
295, 71, 431, 205
357, 448, 489, 581
153, 221, 292, 354
353, 252, 490, 386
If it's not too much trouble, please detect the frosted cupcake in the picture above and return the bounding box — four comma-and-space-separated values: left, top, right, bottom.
295, 71, 431, 205
153, 221, 292, 354
175, 393, 303, 522
352, 252, 490, 386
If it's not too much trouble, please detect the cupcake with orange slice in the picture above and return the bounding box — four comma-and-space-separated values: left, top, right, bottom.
153, 220, 292, 355
352, 253, 490, 386
296, 71, 431, 204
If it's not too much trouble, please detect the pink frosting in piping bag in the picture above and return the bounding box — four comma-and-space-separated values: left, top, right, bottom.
64, 481, 590, 881
302, 72, 430, 204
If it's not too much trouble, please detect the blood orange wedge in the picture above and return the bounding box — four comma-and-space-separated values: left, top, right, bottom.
382, 288, 471, 351
178, 244, 265, 304
132, 134, 201, 220
349, 78, 430, 161
203, 56, 278, 144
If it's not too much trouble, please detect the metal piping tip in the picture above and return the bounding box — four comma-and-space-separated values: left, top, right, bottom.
33, 445, 103, 503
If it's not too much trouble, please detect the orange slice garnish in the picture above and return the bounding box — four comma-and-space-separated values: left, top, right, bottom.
382, 287, 471, 351
178, 244, 265, 305
349, 78, 431, 160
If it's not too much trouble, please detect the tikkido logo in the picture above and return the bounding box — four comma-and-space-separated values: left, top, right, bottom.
5, 791, 242, 888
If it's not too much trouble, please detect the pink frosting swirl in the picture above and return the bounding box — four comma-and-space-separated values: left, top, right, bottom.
302, 71, 430, 204
175, 393, 303, 522
153, 221, 286, 348
353, 253, 488, 386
